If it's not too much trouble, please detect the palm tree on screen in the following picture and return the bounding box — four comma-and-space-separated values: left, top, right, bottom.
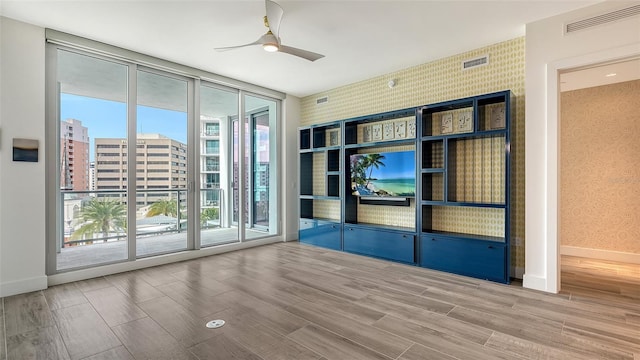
363, 153, 386, 188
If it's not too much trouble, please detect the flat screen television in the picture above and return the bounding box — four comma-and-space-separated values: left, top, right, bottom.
350, 150, 416, 198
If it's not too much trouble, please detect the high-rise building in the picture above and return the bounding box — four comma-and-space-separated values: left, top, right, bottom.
94, 134, 187, 206
60, 118, 90, 191
89, 161, 96, 191
200, 117, 222, 207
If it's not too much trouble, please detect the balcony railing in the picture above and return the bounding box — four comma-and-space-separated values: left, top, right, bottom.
61, 188, 222, 249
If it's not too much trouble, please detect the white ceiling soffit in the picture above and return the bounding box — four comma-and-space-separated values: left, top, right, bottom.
1, 0, 601, 98
560, 58, 640, 92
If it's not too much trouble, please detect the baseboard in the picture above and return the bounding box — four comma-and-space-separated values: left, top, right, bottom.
522, 273, 555, 293
560, 246, 640, 264
0, 275, 48, 297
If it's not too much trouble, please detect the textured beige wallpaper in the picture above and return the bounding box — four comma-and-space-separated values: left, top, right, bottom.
301, 37, 526, 272
560, 80, 640, 254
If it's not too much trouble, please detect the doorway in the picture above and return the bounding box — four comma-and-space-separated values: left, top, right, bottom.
558, 58, 640, 295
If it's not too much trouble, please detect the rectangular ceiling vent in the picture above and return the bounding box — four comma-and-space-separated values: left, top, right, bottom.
316, 96, 329, 105
566, 4, 640, 34
462, 55, 489, 70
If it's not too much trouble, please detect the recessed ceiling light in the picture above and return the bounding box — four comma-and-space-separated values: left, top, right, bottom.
605, 73, 617, 77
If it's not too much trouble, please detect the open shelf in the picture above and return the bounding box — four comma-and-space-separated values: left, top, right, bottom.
422, 100, 474, 137
421, 204, 506, 239
300, 128, 311, 150
422, 172, 444, 201
422, 140, 444, 169
447, 135, 505, 204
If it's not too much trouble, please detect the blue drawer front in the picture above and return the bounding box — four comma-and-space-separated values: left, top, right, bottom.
420, 235, 507, 283
299, 219, 342, 250
344, 227, 415, 264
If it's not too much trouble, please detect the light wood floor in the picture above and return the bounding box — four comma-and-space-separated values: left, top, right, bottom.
1, 243, 639, 360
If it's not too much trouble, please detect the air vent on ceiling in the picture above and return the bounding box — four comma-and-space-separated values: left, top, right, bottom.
316, 96, 329, 105
462, 55, 489, 70
566, 4, 640, 34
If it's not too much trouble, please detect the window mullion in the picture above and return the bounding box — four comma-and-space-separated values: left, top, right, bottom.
127, 64, 137, 261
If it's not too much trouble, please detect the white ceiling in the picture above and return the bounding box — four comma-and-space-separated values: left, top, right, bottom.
1, 0, 601, 98
560, 58, 640, 92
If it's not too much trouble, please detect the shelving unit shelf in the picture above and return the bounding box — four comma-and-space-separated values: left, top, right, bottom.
299, 90, 513, 284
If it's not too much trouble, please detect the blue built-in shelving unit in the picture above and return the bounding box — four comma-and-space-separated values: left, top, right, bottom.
299, 90, 513, 284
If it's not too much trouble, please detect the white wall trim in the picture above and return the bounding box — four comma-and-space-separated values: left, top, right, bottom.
522, 274, 548, 291
544, 42, 640, 293
0, 275, 48, 298
561, 246, 640, 264
48, 237, 282, 286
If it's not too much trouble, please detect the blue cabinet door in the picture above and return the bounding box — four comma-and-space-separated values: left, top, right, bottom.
343, 226, 415, 264
299, 219, 342, 250
420, 235, 507, 283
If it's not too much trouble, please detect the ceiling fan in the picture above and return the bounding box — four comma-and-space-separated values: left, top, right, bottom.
215, 0, 324, 62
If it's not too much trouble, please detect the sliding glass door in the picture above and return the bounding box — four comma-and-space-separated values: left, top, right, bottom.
55, 49, 130, 270
135, 69, 190, 257
48, 42, 281, 274
243, 94, 278, 240
200, 84, 239, 247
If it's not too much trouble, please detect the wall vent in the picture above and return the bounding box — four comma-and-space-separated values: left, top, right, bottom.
566, 4, 640, 34
316, 96, 329, 105
462, 55, 489, 70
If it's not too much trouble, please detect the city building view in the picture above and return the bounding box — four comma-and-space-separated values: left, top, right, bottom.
61, 117, 223, 250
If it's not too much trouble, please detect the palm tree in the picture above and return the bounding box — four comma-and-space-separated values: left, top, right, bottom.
363, 153, 386, 188
71, 198, 126, 240
146, 199, 178, 217
200, 207, 219, 228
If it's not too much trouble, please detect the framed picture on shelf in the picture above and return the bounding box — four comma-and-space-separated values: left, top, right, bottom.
363, 125, 372, 142
489, 104, 506, 129
408, 121, 416, 138
394, 120, 406, 139
372, 123, 382, 141
328, 129, 340, 146
383, 122, 394, 140
441, 113, 453, 134
455, 109, 473, 133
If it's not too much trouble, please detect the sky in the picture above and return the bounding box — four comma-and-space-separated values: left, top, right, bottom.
61, 93, 187, 161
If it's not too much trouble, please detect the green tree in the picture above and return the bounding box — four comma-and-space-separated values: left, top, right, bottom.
363, 153, 386, 187
200, 207, 219, 227
146, 199, 178, 217
71, 198, 126, 240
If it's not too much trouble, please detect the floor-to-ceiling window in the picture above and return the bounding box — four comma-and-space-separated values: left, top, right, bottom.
135, 69, 190, 257
55, 49, 129, 271
199, 85, 238, 246
47, 37, 281, 274
243, 94, 279, 239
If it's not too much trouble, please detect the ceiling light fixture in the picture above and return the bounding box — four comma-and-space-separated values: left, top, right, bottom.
263, 43, 279, 52
605, 73, 617, 77
262, 29, 279, 52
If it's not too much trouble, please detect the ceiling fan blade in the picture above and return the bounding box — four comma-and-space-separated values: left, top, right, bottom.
265, 0, 284, 37
214, 37, 264, 52
279, 45, 325, 62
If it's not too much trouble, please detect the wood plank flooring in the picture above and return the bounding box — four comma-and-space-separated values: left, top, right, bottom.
1, 243, 639, 360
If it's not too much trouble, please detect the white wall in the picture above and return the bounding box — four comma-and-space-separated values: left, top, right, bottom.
525, 2, 640, 293
0, 17, 48, 297
282, 95, 300, 241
